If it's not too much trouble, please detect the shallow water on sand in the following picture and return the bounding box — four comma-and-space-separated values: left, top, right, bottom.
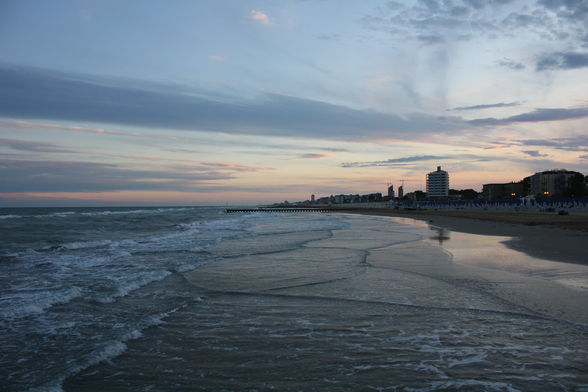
2, 209, 588, 391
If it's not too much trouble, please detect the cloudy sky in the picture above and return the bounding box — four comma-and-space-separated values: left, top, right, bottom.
1, 0, 587, 206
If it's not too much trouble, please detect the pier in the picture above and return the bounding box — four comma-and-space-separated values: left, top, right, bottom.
226, 208, 332, 213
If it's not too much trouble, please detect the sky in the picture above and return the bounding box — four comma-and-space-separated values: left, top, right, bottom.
1, 0, 587, 206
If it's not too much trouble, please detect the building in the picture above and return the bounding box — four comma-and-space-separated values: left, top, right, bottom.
529, 169, 584, 197
426, 166, 449, 198
311, 194, 315, 203
398, 185, 404, 199
482, 182, 524, 200
314, 193, 382, 204
361, 193, 382, 202
387, 184, 395, 198
482, 169, 585, 199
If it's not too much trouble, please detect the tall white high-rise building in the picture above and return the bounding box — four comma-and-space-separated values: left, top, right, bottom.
426, 166, 449, 198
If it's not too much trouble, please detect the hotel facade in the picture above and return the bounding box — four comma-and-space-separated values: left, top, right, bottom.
426, 166, 449, 198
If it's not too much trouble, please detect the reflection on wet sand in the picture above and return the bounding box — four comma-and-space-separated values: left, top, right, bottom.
428, 224, 451, 244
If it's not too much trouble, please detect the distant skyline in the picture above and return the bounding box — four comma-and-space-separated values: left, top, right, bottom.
1, 0, 587, 206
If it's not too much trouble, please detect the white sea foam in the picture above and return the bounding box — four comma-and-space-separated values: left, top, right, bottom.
3, 213, 248, 321
59, 239, 114, 250
25, 340, 128, 392
36, 211, 76, 218
446, 352, 488, 368
96, 269, 173, 303
78, 207, 194, 217
414, 362, 448, 378
26, 307, 180, 392
21, 207, 196, 220
39, 214, 245, 258
0, 286, 83, 319
427, 379, 522, 392
0, 214, 22, 219
143, 217, 252, 249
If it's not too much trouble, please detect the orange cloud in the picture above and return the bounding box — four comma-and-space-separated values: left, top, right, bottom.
199, 161, 274, 172
249, 10, 271, 25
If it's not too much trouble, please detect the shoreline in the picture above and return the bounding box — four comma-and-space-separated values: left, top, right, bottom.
336, 208, 588, 266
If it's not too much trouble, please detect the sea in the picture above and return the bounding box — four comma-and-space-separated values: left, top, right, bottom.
1, 206, 587, 392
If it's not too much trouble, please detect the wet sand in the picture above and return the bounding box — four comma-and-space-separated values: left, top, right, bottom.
331, 209, 588, 326
337, 208, 588, 266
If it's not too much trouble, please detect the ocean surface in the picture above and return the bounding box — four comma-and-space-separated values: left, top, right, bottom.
1, 207, 587, 392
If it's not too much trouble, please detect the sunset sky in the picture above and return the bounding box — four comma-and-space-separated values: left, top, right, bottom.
1, 0, 587, 206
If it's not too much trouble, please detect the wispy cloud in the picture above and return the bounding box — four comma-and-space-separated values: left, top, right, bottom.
361, 1, 588, 69
248, 10, 272, 25
452, 102, 522, 111
298, 153, 331, 159
0, 138, 76, 153
316, 34, 341, 41
497, 58, 526, 70
199, 161, 273, 172
361, 0, 585, 43
0, 119, 176, 140
470, 106, 588, 125
319, 147, 348, 152
518, 135, 588, 152
341, 155, 446, 168
522, 150, 548, 157
208, 54, 225, 63
538, 0, 588, 23
417, 34, 445, 45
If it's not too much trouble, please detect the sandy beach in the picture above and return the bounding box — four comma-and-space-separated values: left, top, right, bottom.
336, 207, 588, 266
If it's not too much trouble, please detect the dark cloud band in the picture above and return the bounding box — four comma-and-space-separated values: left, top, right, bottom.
536, 52, 588, 71
470, 107, 588, 125
0, 64, 465, 141
0, 159, 238, 193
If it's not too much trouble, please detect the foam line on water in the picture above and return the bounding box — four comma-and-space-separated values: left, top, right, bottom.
0, 207, 198, 221
0, 214, 22, 219
0, 286, 83, 319
26, 307, 182, 392
1, 215, 254, 319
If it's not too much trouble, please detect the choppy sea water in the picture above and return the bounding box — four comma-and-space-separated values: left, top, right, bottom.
1, 207, 587, 392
